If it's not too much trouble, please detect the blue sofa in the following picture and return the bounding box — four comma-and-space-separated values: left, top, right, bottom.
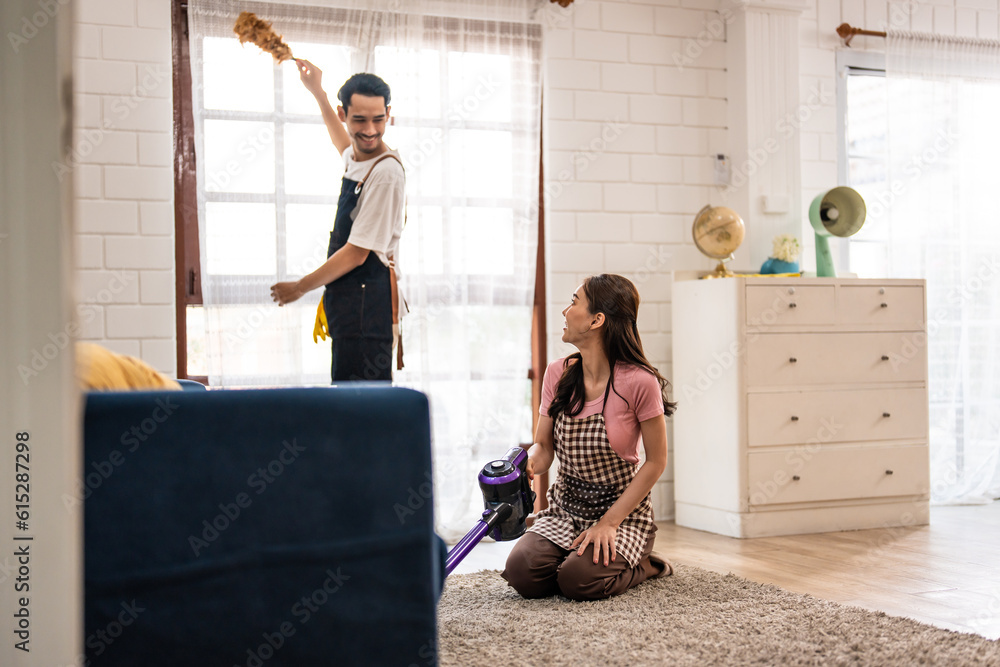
83, 386, 443, 666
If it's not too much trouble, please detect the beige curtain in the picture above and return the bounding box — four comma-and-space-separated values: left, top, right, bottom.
885, 29, 1000, 504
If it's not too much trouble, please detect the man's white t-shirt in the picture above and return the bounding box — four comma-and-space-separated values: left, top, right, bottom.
342, 145, 405, 269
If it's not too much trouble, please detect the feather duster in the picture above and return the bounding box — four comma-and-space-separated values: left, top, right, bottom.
233, 12, 293, 63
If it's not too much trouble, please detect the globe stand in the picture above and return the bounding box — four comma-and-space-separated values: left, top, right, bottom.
705, 255, 735, 279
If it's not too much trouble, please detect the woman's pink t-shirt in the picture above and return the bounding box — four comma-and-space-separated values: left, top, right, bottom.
539, 358, 665, 464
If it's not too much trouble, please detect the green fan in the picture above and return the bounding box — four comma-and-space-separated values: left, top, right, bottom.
809, 187, 867, 277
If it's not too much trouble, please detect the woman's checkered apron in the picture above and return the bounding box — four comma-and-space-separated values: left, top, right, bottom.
528, 384, 655, 568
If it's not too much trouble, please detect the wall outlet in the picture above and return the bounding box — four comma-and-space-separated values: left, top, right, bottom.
713, 154, 730, 186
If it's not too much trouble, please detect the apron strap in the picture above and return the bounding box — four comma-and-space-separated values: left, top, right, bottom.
354, 153, 404, 193
601, 365, 614, 414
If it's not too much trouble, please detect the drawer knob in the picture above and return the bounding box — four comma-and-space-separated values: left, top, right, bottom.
882, 412, 891, 418
789, 302, 797, 308
789, 357, 797, 363
881, 355, 890, 361
791, 415, 799, 421
788, 287, 795, 295
881, 302, 888, 308
885, 469, 894, 475
879, 287, 886, 295
792, 475, 801, 481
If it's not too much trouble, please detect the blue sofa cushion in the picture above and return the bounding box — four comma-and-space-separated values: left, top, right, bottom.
84, 386, 440, 666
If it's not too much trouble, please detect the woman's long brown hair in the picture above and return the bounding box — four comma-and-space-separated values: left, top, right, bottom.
548, 274, 677, 422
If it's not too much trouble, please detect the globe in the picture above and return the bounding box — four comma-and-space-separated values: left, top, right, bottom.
692, 205, 745, 278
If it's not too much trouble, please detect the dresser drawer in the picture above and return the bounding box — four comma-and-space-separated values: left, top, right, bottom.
838, 285, 924, 327
746, 285, 835, 327
747, 388, 928, 447
746, 333, 927, 386
747, 444, 929, 506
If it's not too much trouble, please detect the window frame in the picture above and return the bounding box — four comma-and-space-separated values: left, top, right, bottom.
172, 0, 204, 382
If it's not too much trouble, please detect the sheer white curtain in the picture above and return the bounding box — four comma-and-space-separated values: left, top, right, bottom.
885, 30, 1000, 504
187, 0, 543, 538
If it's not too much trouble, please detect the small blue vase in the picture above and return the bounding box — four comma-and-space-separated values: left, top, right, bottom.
760, 257, 799, 274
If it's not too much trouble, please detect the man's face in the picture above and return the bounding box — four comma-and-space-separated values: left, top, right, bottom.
338, 93, 390, 157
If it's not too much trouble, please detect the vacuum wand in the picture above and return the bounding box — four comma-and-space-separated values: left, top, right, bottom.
444, 446, 536, 576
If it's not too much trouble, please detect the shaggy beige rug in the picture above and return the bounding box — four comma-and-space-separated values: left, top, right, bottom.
438, 566, 1000, 666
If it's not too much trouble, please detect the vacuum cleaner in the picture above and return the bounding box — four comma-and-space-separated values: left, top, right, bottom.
444, 446, 536, 576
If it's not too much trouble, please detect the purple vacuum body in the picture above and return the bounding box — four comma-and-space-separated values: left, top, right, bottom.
444, 446, 536, 576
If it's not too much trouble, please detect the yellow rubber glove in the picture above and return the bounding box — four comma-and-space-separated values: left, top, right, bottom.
312, 299, 329, 343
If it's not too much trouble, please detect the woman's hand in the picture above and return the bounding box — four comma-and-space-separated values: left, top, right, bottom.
571, 519, 618, 566
525, 457, 535, 482
270, 281, 305, 306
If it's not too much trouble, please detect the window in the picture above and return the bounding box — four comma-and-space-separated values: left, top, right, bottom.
837, 52, 888, 277
175, 3, 543, 397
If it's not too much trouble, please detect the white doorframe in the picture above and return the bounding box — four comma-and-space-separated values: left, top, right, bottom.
0, 1, 82, 664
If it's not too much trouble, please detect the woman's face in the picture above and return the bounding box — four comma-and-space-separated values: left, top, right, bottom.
561, 284, 594, 345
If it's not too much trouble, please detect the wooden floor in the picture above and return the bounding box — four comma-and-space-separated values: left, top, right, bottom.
657, 502, 1000, 640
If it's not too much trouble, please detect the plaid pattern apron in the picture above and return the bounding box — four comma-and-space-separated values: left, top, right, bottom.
528, 384, 655, 568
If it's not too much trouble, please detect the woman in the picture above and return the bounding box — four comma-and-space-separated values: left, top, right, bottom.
502, 274, 677, 601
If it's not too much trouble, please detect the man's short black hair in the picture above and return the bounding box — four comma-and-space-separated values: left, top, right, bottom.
337, 73, 391, 111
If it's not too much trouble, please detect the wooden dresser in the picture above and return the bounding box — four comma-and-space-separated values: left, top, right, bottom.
671, 274, 930, 538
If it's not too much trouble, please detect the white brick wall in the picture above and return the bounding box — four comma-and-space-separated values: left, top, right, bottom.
101, 27, 170, 62
542, 0, 727, 519
72, 0, 175, 376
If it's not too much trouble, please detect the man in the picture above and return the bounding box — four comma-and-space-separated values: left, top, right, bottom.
270, 62, 405, 382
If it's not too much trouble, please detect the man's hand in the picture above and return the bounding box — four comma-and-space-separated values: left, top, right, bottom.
270, 281, 305, 306
296, 58, 324, 97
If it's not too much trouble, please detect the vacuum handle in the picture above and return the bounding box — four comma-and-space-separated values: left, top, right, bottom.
503, 445, 528, 469
508, 446, 536, 511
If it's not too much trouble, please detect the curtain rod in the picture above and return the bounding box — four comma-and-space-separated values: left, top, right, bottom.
837, 22, 1000, 49
836, 22, 886, 47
